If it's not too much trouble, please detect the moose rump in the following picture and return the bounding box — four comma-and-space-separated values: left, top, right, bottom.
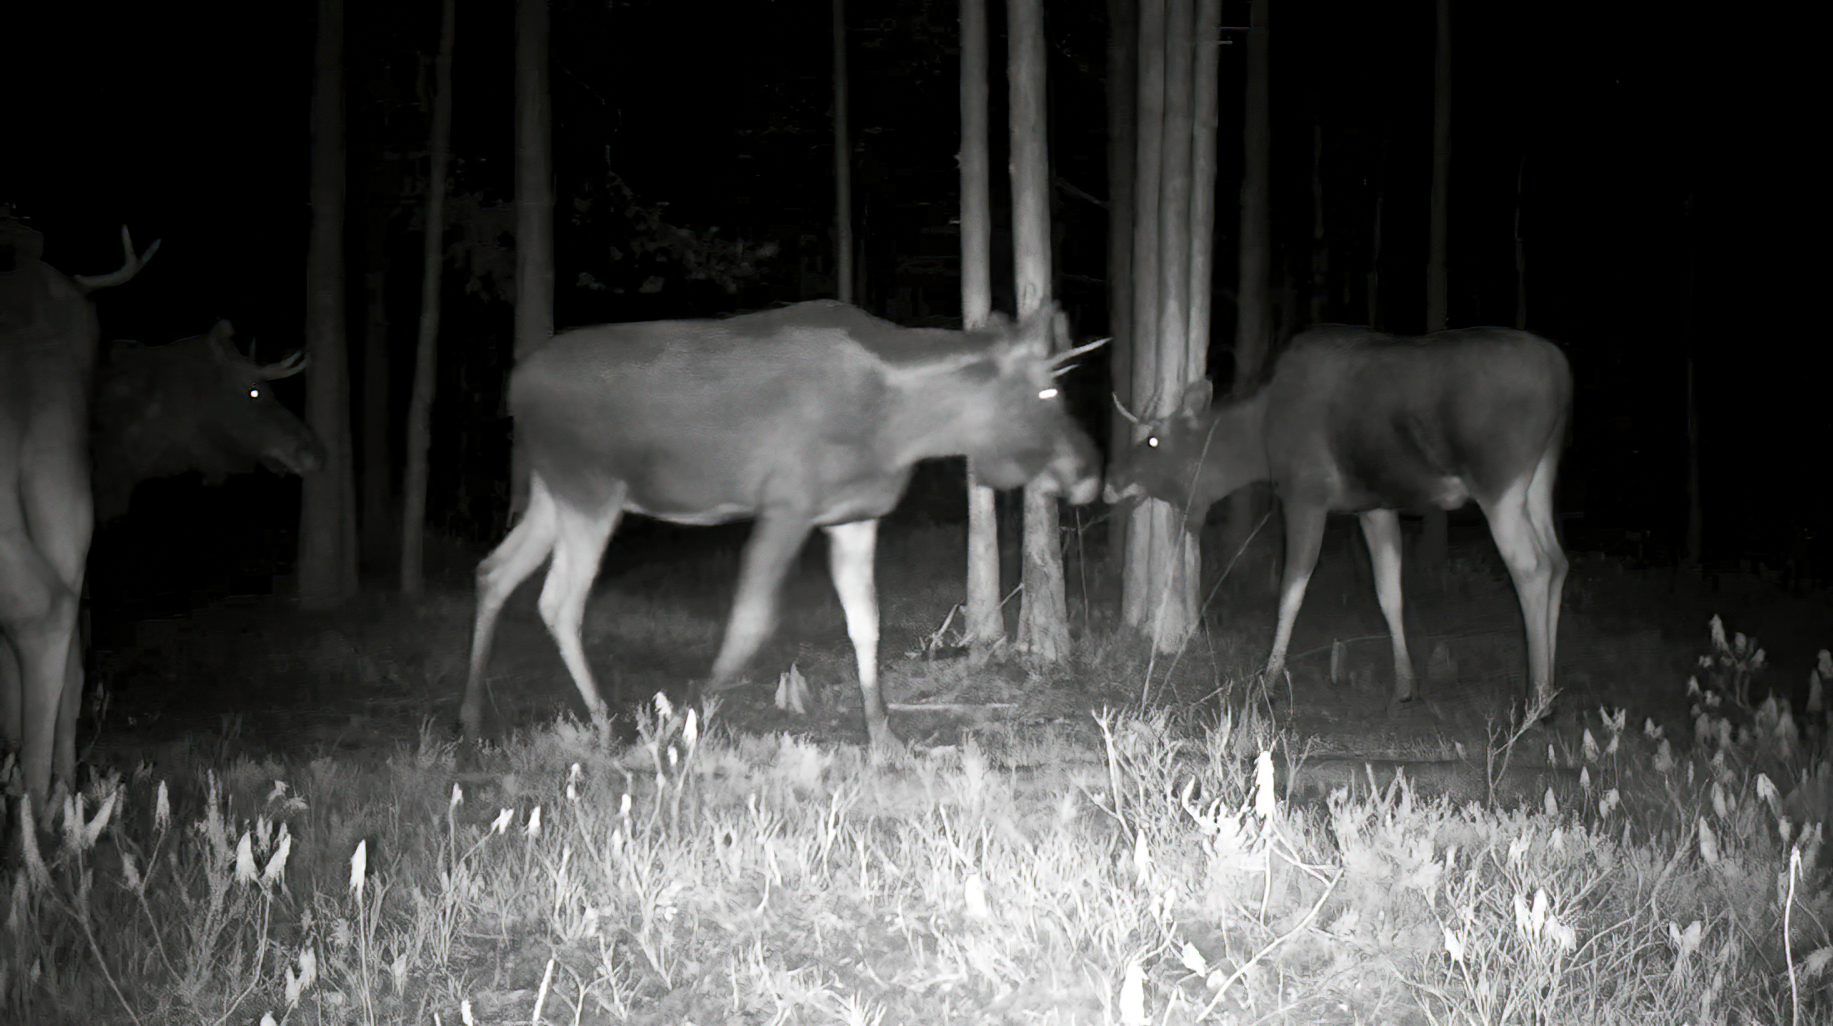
1108, 324, 1571, 710
464, 300, 1101, 747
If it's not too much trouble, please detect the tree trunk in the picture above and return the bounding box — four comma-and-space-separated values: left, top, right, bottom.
1513, 157, 1527, 330
1009, 0, 1074, 663
1682, 192, 1702, 566
1188, 0, 1220, 387
1420, 0, 1452, 575
1120, 0, 1210, 657
1223, 0, 1271, 590
833, 0, 853, 304
401, 0, 455, 596
1105, 0, 1138, 570
1367, 162, 1383, 328
1119, 0, 1164, 632
513, 0, 553, 361
299, 0, 358, 609
1309, 122, 1328, 324
960, 0, 1002, 649
360, 195, 392, 574
1147, 0, 1197, 653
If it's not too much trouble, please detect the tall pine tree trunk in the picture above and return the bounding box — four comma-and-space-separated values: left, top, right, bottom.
401, 0, 455, 596
1420, 0, 1453, 575
1119, 0, 1209, 657
360, 197, 392, 573
1513, 157, 1527, 330
1309, 123, 1328, 324
513, 0, 553, 362
1009, 0, 1075, 662
1119, 0, 1165, 632
1105, 0, 1138, 570
960, 0, 1003, 650
1223, 0, 1271, 590
833, 0, 853, 304
300, 0, 358, 608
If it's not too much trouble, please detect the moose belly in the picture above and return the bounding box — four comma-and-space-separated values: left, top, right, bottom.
1336, 474, 1472, 515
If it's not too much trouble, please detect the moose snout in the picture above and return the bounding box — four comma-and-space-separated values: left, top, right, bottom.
1102, 479, 1143, 506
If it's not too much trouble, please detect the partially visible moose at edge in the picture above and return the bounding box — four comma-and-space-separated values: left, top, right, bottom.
1106, 324, 1571, 713
1, 218, 324, 815
465, 300, 1104, 749
2, 220, 159, 814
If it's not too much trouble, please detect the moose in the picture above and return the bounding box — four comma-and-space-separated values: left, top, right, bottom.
464, 300, 1103, 748
2, 222, 160, 811
1107, 324, 1571, 712
2, 221, 324, 812
92, 319, 324, 522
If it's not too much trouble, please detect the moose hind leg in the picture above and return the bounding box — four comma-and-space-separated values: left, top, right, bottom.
1485, 476, 1564, 711
463, 479, 561, 737
1358, 509, 1417, 702
823, 520, 892, 748
1521, 451, 1567, 708
536, 487, 625, 737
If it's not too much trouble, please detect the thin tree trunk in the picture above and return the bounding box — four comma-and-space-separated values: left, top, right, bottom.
1119, 0, 1165, 631
1187, 0, 1220, 376
300, 0, 358, 609
513, 0, 553, 361
1105, 0, 1137, 569
1233, 0, 1271, 383
1309, 122, 1328, 324
1420, 0, 1452, 575
960, 0, 1002, 649
833, 0, 853, 304
1683, 192, 1702, 565
360, 199, 392, 573
1223, 0, 1271, 588
1426, 0, 1451, 334
401, 0, 455, 596
1009, 0, 1073, 662
1513, 156, 1527, 330
1367, 163, 1383, 328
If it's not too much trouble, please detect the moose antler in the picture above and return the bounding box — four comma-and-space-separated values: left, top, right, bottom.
73, 226, 161, 289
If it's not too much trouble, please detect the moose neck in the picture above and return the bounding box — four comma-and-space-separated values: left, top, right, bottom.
881, 355, 1004, 464
1195, 390, 1274, 501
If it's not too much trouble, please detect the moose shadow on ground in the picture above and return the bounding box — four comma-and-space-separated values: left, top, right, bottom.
84, 509, 1831, 782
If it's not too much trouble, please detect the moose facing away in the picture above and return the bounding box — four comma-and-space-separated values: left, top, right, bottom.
2, 223, 158, 812
465, 300, 1103, 748
1108, 324, 1572, 712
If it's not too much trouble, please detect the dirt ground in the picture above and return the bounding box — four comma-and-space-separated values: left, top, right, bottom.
84, 512, 1832, 779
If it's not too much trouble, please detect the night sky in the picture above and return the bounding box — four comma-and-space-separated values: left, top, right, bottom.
9, 0, 1821, 565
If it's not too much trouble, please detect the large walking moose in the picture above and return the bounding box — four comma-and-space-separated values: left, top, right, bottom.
1108, 324, 1571, 711
464, 300, 1103, 747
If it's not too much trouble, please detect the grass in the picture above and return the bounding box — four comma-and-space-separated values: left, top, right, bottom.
4, 612, 1831, 1025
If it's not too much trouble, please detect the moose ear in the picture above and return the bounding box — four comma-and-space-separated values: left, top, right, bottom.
205, 320, 239, 362
1178, 378, 1213, 417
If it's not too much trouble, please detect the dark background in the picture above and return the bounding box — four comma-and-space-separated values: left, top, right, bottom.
8, 0, 1822, 585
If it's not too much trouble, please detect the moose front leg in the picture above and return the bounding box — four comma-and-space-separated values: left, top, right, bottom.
1264, 504, 1329, 685
705, 512, 814, 696
1358, 508, 1417, 702
822, 519, 892, 749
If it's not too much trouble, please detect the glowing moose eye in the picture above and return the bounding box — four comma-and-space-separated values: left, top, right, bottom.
1147, 436, 1160, 448
1037, 386, 1059, 400
249, 387, 262, 400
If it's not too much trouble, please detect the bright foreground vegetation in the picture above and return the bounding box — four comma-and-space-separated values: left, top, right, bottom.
3, 624, 1831, 1025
